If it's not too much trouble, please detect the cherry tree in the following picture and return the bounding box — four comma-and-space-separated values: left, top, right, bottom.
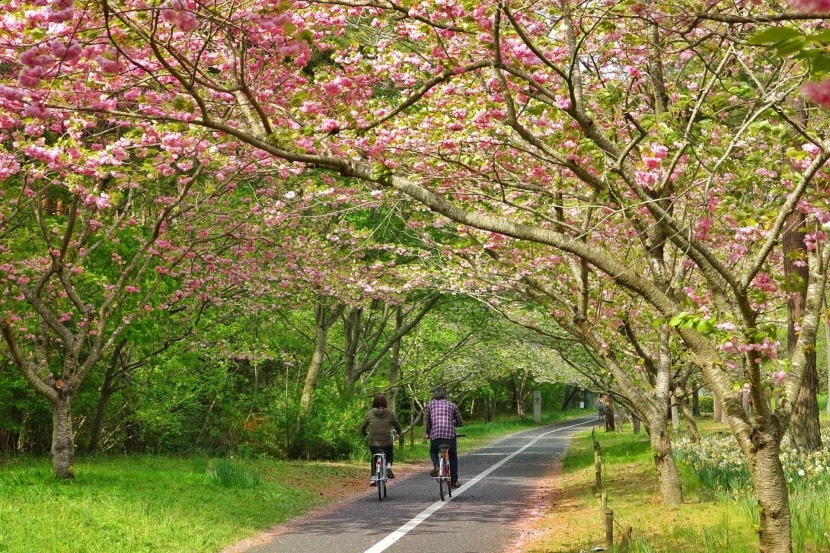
5, 1, 830, 549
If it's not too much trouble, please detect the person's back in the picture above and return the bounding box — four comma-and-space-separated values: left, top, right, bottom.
424, 386, 463, 487
360, 393, 402, 482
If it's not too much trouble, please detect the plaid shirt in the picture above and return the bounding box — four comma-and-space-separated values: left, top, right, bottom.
425, 399, 463, 439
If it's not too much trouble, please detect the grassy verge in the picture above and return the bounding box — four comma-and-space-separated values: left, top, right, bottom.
521, 411, 830, 553
0, 455, 362, 553
0, 409, 584, 553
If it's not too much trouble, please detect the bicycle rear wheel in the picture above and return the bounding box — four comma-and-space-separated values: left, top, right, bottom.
382, 479, 387, 498
438, 457, 446, 501
375, 457, 384, 501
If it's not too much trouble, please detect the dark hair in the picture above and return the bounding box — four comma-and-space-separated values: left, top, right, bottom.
372, 393, 388, 409
432, 386, 446, 400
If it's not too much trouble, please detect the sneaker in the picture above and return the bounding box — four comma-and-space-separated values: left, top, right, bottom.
451, 481, 460, 489
370, 481, 377, 487
386, 468, 395, 479
430, 467, 439, 477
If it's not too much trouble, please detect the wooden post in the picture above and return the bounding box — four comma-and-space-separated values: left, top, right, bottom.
533, 390, 542, 424
593, 430, 602, 495
670, 394, 680, 431
605, 508, 614, 549
621, 525, 633, 550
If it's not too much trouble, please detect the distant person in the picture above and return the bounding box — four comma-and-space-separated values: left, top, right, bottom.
424, 385, 463, 488
360, 393, 402, 484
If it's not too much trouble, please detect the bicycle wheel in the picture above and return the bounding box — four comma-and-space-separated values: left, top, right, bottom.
382, 479, 387, 499
375, 458, 383, 501
438, 458, 446, 501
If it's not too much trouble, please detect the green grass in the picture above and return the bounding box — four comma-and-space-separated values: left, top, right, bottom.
0, 455, 357, 553
561, 427, 654, 472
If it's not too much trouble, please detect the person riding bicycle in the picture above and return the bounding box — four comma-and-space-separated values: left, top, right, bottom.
360, 393, 402, 484
424, 385, 463, 488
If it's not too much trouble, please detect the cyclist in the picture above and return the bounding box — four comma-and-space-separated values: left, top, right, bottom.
424, 385, 463, 488
360, 393, 402, 485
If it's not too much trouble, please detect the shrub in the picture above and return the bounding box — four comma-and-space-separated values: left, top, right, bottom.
697, 395, 714, 415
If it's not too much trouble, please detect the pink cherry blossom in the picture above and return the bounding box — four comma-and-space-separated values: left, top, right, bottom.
786, 0, 830, 12
802, 80, 830, 108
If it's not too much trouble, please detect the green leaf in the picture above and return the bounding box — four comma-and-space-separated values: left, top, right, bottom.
812, 53, 830, 74
669, 312, 690, 328
774, 37, 807, 57
297, 30, 314, 45
747, 27, 801, 45
812, 29, 830, 43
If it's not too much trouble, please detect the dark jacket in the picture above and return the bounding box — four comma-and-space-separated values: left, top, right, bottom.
360, 408, 403, 447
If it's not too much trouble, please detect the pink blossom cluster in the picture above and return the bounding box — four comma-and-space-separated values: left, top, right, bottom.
47, 0, 74, 23
786, 0, 830, 12
0, 152, 20, 180
83, 193, 111, 209
160, 0, 199, 32
802, 80, 830, 108
786, 0, 830, 108
721, 336, 780, 361
752, 272, 778, 293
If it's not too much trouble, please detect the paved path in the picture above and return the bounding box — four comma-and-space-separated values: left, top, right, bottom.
240, 417, 596, 553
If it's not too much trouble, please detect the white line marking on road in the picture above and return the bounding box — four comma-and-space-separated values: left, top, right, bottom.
362, 418, 595, 553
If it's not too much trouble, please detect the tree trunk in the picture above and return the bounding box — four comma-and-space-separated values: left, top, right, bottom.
388, 306, 403, 412
825, 312, 830, 415
747, 434, 792, 553
678, 395, 700, 443
790, 359, 822, 450
692, 388, 700, 417
87, 346, 123, 454
51, 397, 75, 479
647, 417, 683, 505
298, 305, 331, 421
561, 385, 580, 411
87, 387, 113, 454
342, 307, 362, 396
670, 394, 680, 431
783, 211, 822, 450
714, 395, 722, 422
604, 396, 615, 432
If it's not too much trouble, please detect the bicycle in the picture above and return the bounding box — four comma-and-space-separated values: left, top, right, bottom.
371, 451, 388, 501
433, 434, 464, 501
